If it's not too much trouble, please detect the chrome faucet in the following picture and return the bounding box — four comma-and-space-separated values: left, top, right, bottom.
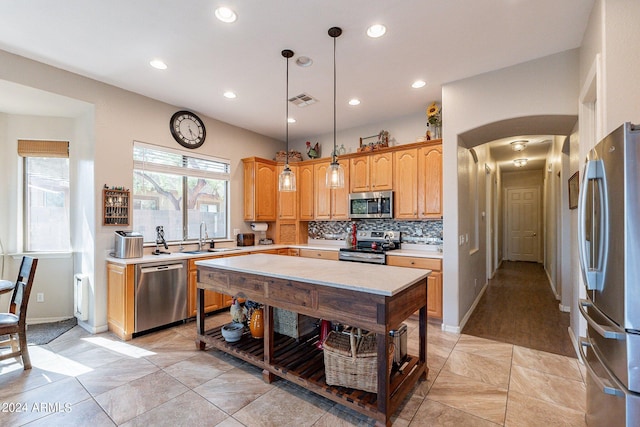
199, 222, 208, 251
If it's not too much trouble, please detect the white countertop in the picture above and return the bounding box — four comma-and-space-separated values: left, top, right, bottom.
106, 242, 442, 265
196, 253, 430, 297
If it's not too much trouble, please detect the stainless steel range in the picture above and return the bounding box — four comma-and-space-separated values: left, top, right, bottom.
338, 230, 401, 265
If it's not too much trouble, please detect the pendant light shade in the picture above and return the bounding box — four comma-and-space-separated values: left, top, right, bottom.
279, 49, 296, 192
326, 27, 344, 189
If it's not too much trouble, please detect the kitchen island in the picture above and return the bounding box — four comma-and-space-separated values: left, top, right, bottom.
195, 254, 430, 427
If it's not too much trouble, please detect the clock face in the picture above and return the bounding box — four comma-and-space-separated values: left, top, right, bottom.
170, 111, 206, 149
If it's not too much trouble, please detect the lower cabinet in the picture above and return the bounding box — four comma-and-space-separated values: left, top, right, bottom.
107, 262, 135, 341
386, 255, 443, 319
188, 258, 227, 317
298, 248, 339, 260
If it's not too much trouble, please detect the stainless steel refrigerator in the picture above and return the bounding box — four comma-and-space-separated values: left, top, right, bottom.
578, 122, 640, 426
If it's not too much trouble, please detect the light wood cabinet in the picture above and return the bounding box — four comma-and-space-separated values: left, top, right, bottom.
393, 149, 419, 219
298, 163, 314, 220
107, 263, 135, 340
418, 144, 443, 219
188, 258, 225, 318
298, 248, 339, 260
349, 153, 393, 192
243, 157, 277, 221
386, 255, 443, 319
277, 164, 298, 220
314, 160, 350, 220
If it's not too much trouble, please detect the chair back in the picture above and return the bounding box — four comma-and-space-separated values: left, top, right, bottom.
10, 257, 38, 323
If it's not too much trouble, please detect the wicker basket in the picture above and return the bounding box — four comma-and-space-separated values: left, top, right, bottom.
273, 308, 318, 339
323, 329, 394, 393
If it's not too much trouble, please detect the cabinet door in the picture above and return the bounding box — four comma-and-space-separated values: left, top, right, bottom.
427, 272, 443, 319
188, 268, 225, 317
243, 161, 255, 221
418, 144, 443, 219
349, 156, 369, 192
314, 162, 331, 220
298, 164, 314, 220
331, 161, 350, 219
393, 149, 418, 219
371, 152, 393, 190
277, 164, 297, 219
107, 263, 135, 340
256, 162, 277, 221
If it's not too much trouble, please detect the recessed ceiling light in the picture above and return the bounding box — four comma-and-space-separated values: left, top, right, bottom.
411, 80, 426, 89
348, 99, 361, 106
366, 24, 386, 38
296, 56, 313, 67
223, 91, 236, 99
215, 7, 237, 23
287, 117, 296, 123
149, 59, 167, 70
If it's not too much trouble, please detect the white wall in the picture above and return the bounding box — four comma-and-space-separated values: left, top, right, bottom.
0, 49, 283, 331
442, 49, 580, 331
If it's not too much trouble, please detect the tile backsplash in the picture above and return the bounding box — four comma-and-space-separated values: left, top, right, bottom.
308, 219, 443, 244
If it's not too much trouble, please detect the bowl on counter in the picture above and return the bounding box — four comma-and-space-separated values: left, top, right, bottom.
221, 322, 245, 342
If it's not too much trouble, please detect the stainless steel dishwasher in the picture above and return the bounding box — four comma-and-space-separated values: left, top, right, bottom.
135, 260, 187, 333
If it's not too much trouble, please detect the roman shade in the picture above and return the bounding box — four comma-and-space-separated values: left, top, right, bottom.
17, 140, 69, 158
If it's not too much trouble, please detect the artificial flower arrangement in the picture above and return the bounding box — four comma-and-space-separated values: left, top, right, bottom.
426, 102, 442, 139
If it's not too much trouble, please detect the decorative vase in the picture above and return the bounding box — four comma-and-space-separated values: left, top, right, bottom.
249, 308, 264, 339
433, 125, 442, 139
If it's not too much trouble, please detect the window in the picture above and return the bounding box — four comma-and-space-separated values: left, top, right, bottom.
19, 140, 71, 252
133, 142, 230, 244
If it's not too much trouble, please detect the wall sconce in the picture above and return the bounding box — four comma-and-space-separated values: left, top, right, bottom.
511, 140, 528, 152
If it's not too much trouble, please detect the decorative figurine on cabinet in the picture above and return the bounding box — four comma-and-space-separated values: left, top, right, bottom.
306, 141, 320, 159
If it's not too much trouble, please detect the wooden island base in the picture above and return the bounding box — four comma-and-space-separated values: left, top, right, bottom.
195, 255, 429, 426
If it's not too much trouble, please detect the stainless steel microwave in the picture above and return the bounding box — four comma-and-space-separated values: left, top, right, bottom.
348, 191, 393, 219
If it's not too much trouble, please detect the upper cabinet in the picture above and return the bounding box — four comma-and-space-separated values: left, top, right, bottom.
243, 157, 277, 221
314, 160, 350, 220
393, 142, 442, 219
277, 164, 298, 220
349, 152, 393, 193
298, 163, 315, 221
418, 144, 443, 219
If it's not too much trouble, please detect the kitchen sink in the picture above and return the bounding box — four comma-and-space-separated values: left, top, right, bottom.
181, 250, 209, 254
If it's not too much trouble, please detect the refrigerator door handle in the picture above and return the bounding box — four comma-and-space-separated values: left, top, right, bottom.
579, 299, 626, 340
579, 337, 625, 397
577, 159, 609, 291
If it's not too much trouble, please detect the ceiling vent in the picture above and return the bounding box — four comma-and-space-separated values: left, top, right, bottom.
289, 93, 317, 107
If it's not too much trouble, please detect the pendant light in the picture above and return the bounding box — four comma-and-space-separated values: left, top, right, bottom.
326, 27, 344, 189
278, 49, 296, 192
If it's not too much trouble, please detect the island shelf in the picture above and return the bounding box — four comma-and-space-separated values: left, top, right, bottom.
195, 254, 429, 427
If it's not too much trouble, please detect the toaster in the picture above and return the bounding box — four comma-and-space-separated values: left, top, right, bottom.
236, 233, 255, 247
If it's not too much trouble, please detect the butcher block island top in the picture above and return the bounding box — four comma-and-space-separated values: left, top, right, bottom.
195, 254, 430, 427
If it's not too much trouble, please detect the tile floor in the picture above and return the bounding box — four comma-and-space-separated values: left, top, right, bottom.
0, 313, 587, 426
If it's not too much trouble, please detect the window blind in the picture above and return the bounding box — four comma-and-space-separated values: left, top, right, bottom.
18, 140, 69, 158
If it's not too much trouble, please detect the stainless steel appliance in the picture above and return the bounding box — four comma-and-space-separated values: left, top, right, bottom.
577, 122, 640, 426
338, 230, 401, 264
135, 260, 187, 333
113, 230, 143, 259
348, 191, 393, 219
390, 323, 408, 368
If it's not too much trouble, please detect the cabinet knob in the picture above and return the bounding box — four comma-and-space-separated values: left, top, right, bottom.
410, 261, 415, 265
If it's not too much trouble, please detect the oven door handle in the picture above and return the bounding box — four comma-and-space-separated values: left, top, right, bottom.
578, 299, 626, 340
578, 337, 625, 397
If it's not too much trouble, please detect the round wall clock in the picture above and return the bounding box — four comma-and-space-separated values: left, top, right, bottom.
170, 110, 206, 149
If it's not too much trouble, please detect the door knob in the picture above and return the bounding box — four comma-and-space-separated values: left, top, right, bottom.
532, 233, 537, 237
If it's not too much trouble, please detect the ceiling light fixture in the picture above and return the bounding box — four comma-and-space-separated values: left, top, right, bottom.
513, 158, 528, 167
295, 56, 313, 67
366, 24, 386, 38
511, 139, 528, 152
412, 80, 426, 89
326, 27, 345, 189
214, 7, 237, 23
149, 59, 167, 70
223, 91, 236, 99
348, 98, 360, 106
279, 49, 296, 192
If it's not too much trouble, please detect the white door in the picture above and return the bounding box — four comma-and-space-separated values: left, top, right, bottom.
506, 187, 539, 262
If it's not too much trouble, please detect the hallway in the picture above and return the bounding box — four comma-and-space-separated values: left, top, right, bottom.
462, 261, 575, 358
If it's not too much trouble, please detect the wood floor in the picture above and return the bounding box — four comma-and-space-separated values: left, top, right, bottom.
462, 261, 576, 358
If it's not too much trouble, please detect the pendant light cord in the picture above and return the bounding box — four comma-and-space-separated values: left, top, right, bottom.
332, 34, 337, 163
286, 52, 289, 164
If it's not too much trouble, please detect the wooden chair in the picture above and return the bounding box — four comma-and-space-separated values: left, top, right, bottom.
0, 256, 38, 370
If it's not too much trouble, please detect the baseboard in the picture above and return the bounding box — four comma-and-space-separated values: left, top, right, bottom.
27, 316, 73, 325
77, 320, 108, 334
568, 325, 582, 362
442, 279, 490, 334
559, 303, 571, 313
544, 267, 561, 300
